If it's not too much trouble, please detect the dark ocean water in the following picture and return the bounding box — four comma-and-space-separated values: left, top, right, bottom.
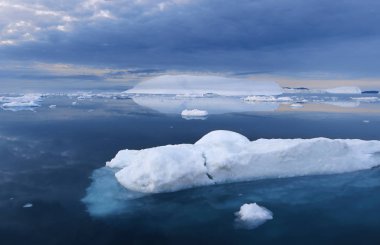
1, 96, 380, 245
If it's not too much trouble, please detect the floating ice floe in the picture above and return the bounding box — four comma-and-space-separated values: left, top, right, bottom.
125, 75, 283, 96
1, 94, 42, 111
23, 203, 33, 208
49, 105, 57, 109
326, 86, 362, 94
181, 109, 208, 117
235, 203, 273, 229
107, 130, 380, 194
181, 109, 208, 120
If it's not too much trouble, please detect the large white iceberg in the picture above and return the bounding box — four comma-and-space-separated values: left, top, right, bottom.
107, 130, 380, 194
326, 86, 362, 94
125, 75, 283, 96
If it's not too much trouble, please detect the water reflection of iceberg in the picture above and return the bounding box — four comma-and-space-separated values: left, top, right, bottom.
131, 96, 279, 114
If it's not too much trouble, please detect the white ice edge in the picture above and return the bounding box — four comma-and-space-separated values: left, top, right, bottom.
106, 130, 380, 194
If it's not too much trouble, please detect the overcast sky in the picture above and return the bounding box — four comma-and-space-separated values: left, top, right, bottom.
1, 0, 380, 89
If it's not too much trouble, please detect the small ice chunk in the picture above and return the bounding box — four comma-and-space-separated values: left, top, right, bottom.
363, 120, 370, 123
235, 203, 273, 229
49, 105, 57, 109
181, 109, 208, 117
72, 101, 78, 105
23, 203, 33, 208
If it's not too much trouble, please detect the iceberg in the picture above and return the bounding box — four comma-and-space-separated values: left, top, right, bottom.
326, 86, 361, 94
235, 203, 273, 229
244, 96, 293, 103
107, 130, 380, 194
181, 109, 208, 120
125, 75, 283, 96
1, 94, 42, 111
181, 109, 208, 117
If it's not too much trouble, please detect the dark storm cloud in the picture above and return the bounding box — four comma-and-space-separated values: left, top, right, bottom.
1, 0, 380, 75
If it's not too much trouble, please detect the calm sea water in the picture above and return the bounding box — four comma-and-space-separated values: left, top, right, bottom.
1, 96, 380, 245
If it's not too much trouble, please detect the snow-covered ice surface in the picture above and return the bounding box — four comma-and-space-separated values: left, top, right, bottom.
235, 203, 273, 229
107, 130, 380, 193
125, 75, 283, 96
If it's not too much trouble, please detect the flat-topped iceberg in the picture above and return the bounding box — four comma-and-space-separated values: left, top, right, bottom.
107, 130, 380, 194
181, 109, 208, 117
181, 109, 208, 120
125, 75, 283, 96
326, 86, 361, 94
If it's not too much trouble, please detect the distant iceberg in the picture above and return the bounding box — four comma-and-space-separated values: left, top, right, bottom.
125, 75, 283, 96
181, 109, 208, 120
107, 130, 380, 193
1, 94, 42, 111
244, 95, 293, 102
326, 86, 361, 94
181, 109, 208, 117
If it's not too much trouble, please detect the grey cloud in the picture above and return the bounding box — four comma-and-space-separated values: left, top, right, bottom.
1, 0, 380, 77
